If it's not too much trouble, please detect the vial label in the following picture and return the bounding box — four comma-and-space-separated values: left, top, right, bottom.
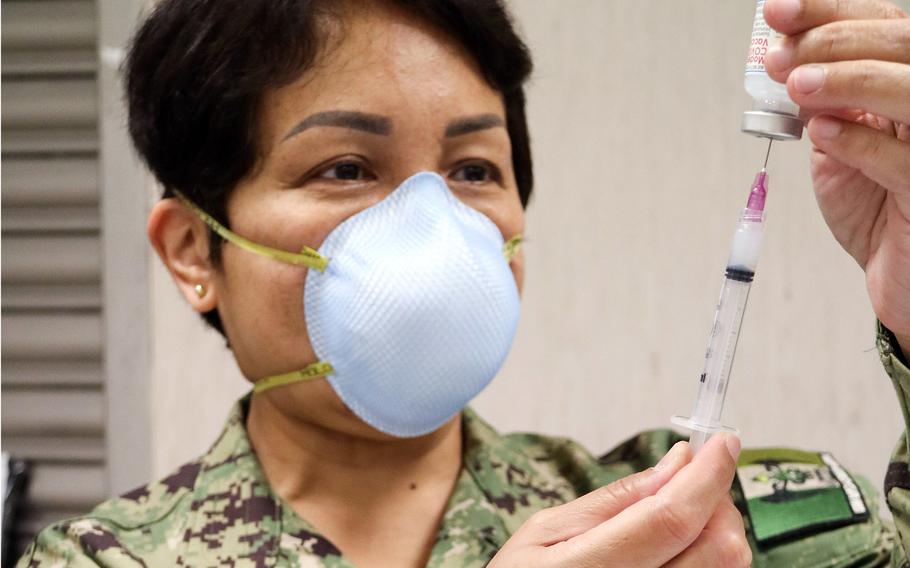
745, 0, 783, 75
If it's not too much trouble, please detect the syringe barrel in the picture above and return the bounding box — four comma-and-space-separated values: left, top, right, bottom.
692, 276, 753, 426
690, 213, 763, 430
728, 213, 764, 274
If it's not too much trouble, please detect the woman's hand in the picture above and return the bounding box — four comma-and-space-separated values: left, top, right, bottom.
763, 0, 910, 352
487, 435, 751, 567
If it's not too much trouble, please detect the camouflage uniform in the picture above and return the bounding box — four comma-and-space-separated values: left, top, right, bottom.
17, 325, 910, 566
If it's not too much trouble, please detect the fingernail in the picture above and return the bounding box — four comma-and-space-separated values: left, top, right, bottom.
724, 434, 742, 462
655, 441, 686, 471
771, 0, 802, 22
765, 41, 793, 73
812, 116, 843, 140
793, 65, 826, 94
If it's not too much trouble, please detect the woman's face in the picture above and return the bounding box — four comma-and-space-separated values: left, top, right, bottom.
210, 1, 525, 437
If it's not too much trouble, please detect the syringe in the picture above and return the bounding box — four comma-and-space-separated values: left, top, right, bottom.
672, 141, 772, 452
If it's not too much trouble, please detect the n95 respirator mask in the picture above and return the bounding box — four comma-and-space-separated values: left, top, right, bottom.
176, 172, 522, 437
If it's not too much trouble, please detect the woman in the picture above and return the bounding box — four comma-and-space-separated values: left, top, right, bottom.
18, 0, 910, 566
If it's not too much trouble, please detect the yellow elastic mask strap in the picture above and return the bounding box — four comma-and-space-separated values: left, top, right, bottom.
503, 234, 523, 262
253, 361, 335, 394
173, 190, 329, 272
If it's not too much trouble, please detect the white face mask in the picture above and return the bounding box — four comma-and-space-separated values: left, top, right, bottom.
177, 171, 522, 437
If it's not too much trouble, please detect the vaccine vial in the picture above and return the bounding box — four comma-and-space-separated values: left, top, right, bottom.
742, 0, 803, 140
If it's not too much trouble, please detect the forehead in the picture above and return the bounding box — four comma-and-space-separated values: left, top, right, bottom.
258, 1, 504, 144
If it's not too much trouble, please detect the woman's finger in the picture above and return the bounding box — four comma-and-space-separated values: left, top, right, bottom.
764, 0, 907, 37
552, 434, 740, 566
664, 497, 752, 568
766, 19, 910, 81
808, 115, 910, 197
511, 441, 691, 547
899, 122, 910, 143
786, 60, 910, 126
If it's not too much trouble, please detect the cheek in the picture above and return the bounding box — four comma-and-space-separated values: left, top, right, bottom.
216, 251, 317, 378
510, 252, 526, 296
466, 193, 524, 237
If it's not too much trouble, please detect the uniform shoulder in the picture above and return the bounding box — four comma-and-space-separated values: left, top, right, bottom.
16, 459, 204, 567
597, 428, 686, 470
16, 515, 157, 567
91, 459, 203, 529
495, 426, 682, 463
493, 429, 610, 492
491, 424, 685, 494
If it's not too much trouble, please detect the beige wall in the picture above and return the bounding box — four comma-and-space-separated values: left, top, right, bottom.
148, 0, 910, 514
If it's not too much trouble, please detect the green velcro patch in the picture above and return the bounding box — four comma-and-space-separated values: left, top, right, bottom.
735, 448, 868, 548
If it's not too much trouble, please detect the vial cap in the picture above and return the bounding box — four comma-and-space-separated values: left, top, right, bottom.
741, 111, 804, 141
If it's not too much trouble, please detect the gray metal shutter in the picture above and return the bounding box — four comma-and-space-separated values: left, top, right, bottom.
1, 0, 107, 560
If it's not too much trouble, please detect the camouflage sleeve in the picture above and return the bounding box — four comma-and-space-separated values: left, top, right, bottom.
16, 519, 147, 567
878, 322, 910, 561
16, 522, 93, 567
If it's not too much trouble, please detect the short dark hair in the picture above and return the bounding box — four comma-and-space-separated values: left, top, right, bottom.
125, 0, 534, 335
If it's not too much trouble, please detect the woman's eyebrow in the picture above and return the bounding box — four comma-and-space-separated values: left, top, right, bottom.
444, 114, 505, 137
282, 110, 392, 141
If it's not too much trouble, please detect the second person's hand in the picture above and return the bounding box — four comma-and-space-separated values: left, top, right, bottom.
763, 0, 910, 353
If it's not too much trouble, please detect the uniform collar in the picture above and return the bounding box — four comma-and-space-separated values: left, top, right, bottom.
180, 396, 571, 564
178, 395, 284, 565
458, 408, 576, 535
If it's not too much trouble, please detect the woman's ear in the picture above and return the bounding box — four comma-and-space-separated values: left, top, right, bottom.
147, 198, 219, 313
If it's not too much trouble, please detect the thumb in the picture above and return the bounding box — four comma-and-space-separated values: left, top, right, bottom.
513, 441, 691, 547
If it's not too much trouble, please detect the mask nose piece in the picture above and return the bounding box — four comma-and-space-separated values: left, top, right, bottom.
397, 171, 452, 197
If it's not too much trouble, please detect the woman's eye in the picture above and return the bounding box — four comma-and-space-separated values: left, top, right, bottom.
452, 163, 493, 183
320, 161, 367, 181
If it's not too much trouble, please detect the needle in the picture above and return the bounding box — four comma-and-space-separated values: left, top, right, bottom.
762, 138, 773, 169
